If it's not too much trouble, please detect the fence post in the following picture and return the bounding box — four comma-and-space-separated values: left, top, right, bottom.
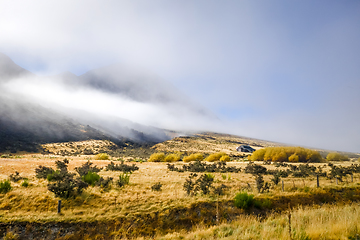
216, 196, 219, 225
336, 177, 338, 185
288, 212, 292, 239
282, 180, 284, 192
317, 175, 319, 188
351, 174, 353, 183
57, 200, 61, 214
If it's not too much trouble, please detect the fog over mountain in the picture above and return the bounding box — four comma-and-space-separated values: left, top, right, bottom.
0, 53, 218, 152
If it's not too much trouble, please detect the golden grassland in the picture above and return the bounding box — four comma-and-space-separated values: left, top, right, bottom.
1, 154, 360, 223
154, 203, 360, 240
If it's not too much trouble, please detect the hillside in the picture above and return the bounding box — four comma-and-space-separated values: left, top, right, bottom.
152, 132, 360, 159
0, 53, 216, 153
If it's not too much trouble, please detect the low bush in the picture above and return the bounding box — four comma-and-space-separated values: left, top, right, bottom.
168, 161, 241, 173
234, 192, 254, 210
148, 152, 165, 162
82, 171, 100, 187
244, 162, 267, 175
9, 171, 23, 182
21, 179, 29, 187
151, 182, 162, 191
205, 152, 227, 162
0, 180, 12, 193
95, 153, 110, 160
327, 152, 349, 161
117, 173, 131, 187
96, 177, 113, 189
164, 153, 181, 162
105, 161, 139, 172
183, 153, 204, 162
183, 173, 216, 196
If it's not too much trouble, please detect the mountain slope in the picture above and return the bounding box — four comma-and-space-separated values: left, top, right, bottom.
0, 53, 216, 153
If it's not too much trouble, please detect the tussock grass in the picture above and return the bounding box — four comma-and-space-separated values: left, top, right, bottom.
156, 203, 360, 240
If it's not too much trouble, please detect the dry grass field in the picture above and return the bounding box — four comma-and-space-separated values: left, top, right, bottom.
1, 155, 359, 220
1, 133, 360, 239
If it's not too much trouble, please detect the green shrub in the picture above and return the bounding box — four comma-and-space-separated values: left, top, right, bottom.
205, 152, 227, 162
82, 171, 100, 186
117, 173, 131, 187
234, 192, 254, 209
21, 179, 29, 187
148, 152, 165, 162
95, 153, 110, 160
326, 152, 349, 161
164, 153, 181, 162
183, 153, 204, 162
0, 180, 12, 193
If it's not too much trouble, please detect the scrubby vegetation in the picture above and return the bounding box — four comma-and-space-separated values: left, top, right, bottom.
1, 138, 360, 239
167, 161, 241, 173
249, 146, 323, 162
105, 161, 139, 172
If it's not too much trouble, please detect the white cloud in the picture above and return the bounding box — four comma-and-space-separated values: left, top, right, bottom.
0, 0, 359, 152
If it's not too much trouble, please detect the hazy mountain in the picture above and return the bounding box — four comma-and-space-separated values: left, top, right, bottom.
0, 53, 216, 152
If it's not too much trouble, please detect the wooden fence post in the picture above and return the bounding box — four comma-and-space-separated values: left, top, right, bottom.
216, 196, 219, 225
288, 212, 292, 240
336, 177, 338, 185
317, 175, 319, 188
57, 200, 61, 214
282, 180, 284, 192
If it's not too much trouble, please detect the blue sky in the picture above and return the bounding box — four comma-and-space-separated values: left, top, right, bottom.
0, 0, 359, 152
